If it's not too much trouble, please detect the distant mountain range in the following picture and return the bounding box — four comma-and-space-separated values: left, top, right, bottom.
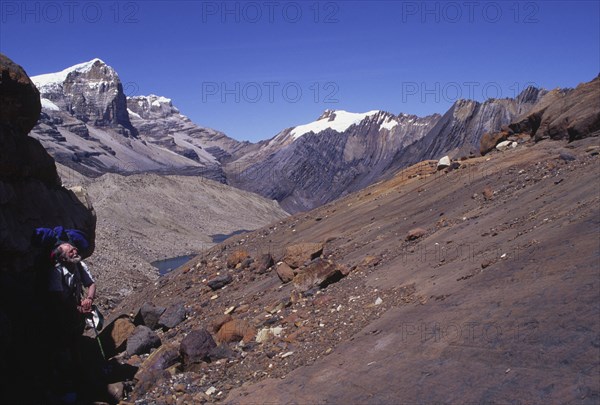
30, 59, 599, 212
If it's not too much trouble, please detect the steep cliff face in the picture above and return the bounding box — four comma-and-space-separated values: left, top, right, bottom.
228, 110, 441, 212
0, 54, 96, 402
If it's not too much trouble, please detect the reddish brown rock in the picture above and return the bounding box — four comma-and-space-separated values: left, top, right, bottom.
276, 262, 295, 283
293, 259, 346, 292
483, 186, 494, 200
136, 343, 180, 374
110, 317, 136, 351
283, 243, 324, 268
98, 316, 136, 357
480, 131, 509, 155
361, 255, 380, 267
210, 314, 233, 334
406, 228, 427, 241
217, 319, 256, 343
227, 250, 249, 268
255, 253, 275, 273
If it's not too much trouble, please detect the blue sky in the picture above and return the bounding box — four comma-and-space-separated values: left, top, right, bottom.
1, 1, 598, 142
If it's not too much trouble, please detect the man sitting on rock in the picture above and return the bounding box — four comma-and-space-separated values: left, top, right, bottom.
47, 242, 97, 401
49, 242, 96, 318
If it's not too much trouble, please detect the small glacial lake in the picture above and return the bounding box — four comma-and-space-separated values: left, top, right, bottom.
151, 254, 196, 276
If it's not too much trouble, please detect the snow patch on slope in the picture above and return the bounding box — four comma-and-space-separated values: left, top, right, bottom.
40, 98, 60, 111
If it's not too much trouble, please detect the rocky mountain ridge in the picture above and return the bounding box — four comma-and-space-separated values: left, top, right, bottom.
30, 59, 241, 180
226, 109, 442, 212
28, 59, 600, 216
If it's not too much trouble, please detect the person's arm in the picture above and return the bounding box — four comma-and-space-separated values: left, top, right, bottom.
81, 283, 96, 312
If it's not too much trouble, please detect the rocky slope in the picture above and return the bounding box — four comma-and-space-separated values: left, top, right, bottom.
0, 54, 97, 404
103, 133, 599, 404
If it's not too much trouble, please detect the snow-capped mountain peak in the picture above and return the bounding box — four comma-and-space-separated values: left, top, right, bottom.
31, 58, 108, 92
290, 109, 381, 139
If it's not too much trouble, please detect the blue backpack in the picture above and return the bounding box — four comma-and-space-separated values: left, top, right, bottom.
32, 226, 92, 258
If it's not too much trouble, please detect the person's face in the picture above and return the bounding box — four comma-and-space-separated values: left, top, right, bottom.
59, 243, 80, 262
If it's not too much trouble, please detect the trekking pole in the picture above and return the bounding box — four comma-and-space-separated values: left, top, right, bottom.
89, 312, 106, 361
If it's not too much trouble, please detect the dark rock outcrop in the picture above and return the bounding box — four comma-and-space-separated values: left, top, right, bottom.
0, 53, 96, 403
509, 75, 600, 141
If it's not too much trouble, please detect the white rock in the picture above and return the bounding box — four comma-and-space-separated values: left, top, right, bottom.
437, 156, 451, 169
496, 141, 513, 151
375, 297, 383, 305
256, 328, 270, 343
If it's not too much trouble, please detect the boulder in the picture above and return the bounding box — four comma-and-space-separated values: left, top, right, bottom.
437, 156, 451, 170
483, 186, 494, 201
480, 131, 508, 155
293, 259, 347, 292
559, 151, 576, 162
136, 343, 180, 374
109, 317, 136, 352
210, 314, 233, 334
97, 316, 136, 358
496, 140, 517, 151
134, 302, 166, 330
209, 343, 237, 361
406, 228, 427, 241
0, 54, 41, 134
276, 262, 295, 283
283, 243, 324, 268
255, 253, 274, 273
157, 303, 186, 330
227, 250, 249, 268
207, 274, 233, 290
126, 325, 161, 356
217, 319, 256, 343
180, 329, 216, 366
